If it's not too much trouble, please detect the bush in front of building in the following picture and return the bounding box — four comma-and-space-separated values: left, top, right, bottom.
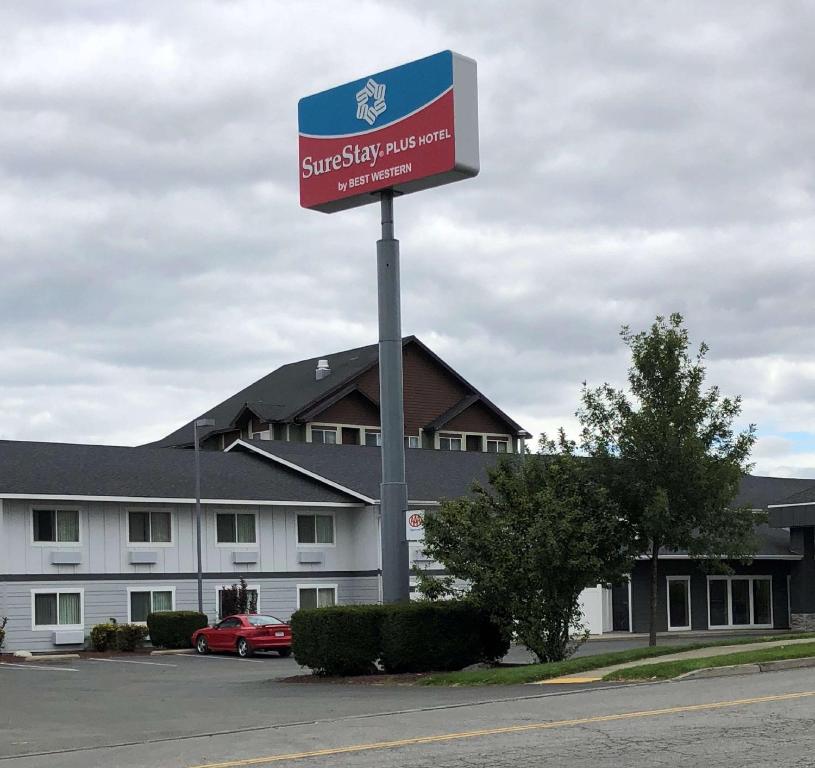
147, 611, 209, 649
380, 601, 509, 673
116, 623, 149, 651
291, 605, 383, 676
291, 602, 510, 676
90, 622, 118, 651
0, 616, 7, 649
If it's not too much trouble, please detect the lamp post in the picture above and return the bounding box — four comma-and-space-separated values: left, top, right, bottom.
193, 418, 215, 614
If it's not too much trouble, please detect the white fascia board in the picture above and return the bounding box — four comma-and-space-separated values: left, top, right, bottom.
635, 553, 802, 561
226, 440, 377, 504
0, 493, 362, 508
767, 501, 815, 509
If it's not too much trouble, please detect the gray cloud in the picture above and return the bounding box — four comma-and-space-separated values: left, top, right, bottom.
1, 1, 814, 476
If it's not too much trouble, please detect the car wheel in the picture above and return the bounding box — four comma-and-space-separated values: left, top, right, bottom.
237, 638, 253, 658
196, 636, 209, 654
278, 648, 292, 658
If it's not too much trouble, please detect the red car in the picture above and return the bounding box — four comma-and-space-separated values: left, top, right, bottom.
192, 614, 292, 658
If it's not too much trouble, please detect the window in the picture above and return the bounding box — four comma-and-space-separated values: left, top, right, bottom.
365, 429, 382, 447
129, 588, 174, 623
128, 511, 171, 543
666, 576, 691, 630
251, 431, 271, 441
707, 576, 773, 628
297, 514, 334, 545
32, 509, 79, 543
216, 513, 256, 544
217, 585, 259, 619
298, 585, 337, 609
439, 434, 462, 451
311, 426, 337, 444
405, 435, 420, 449
487, 438, 509, 453
32, 590, 82, 629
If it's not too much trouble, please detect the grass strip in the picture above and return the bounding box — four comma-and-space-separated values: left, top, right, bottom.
603, 641, 815, 681
420, 633, 815, 686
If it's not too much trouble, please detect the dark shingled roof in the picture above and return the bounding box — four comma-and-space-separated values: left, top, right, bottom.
731, 474, 815, 509
0, 440, 357, 503
234, 439, 504, 501
767, 483, 815, 507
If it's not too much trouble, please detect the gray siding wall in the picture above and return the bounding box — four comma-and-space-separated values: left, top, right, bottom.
630, 559, 792, 633
1, 576, 380, 652
0, 500, 379, 576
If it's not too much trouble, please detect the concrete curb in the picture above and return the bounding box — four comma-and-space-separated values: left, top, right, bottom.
677, 655, 815, 681
150, 649, 194, 656
26, 654, 80, 662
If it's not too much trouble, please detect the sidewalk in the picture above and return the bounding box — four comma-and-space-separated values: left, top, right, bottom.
534, 637, 815, 684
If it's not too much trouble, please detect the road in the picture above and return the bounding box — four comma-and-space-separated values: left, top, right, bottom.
2, 652, 815, 767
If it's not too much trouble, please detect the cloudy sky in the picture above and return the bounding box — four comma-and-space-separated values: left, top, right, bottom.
1, 1, 814, 477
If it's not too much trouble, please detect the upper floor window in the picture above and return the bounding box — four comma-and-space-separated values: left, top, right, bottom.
33, 509, 79, 543
365, 429, 382, 447
487, 438, 510, 453
216, 512, 256, 544
311, 426, 337, 444
406, 436, 420, 449
439, 434, 463, 451
128, 511, 171, 543
297, 513, 335, 545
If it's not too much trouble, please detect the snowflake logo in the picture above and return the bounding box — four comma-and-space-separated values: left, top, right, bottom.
356, 78, 387, 126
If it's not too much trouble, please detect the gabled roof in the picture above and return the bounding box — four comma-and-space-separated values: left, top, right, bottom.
731, 474, 815, 509
145, 336, 529, 448
0, 440, 360, 504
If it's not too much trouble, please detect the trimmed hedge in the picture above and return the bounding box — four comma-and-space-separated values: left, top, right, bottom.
146, 611, 208, 649
291, 605, 383, 676
381, 602, 508, 673
291, 601, 510, 676
90, 623, 118, 651
89, 622, 149, 652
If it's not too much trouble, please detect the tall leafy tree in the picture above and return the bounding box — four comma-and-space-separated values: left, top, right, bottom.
421, 435, 637, 662
579, 313, 758, 645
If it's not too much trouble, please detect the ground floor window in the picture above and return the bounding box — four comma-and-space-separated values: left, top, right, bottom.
217, 585, 259, 619
666, 576, 691, 630
298, 585, 337, 610
707, 576, 773, 628
32, 590, 83, 629
128, 588, 174, 623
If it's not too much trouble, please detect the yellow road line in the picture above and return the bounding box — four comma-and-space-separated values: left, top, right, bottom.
537, 676, 602, 684
187, 689, 815, 768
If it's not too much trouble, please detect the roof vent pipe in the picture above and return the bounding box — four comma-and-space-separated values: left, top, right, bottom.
315, 359, 331, 380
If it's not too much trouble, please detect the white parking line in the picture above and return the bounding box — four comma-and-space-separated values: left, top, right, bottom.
183, 654, 266, 663
0, 662, 77, 672
86, 657, 176, 667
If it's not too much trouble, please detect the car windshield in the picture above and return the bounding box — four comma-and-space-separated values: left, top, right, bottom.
247, 615, 284, 626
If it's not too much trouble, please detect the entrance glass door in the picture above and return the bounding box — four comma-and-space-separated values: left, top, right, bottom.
667, 577, 691, 630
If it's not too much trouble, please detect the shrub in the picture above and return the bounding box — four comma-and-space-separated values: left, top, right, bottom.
220, 577, 257, 618
90, 623, 118, 651
147, 611, 208, 649
381, 601, 508, 673
0, 616, 7, 649
116, 623, 148, 651
291, 605, 383, 676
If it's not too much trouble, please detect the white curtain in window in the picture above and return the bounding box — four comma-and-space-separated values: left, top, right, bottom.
236, 514, 256, 543
317, 588, 336, 608
57, 510, 79, 542
34, 594, 58, 626
151, 512, 171, 543
315, 515, 334, 544
58, 593, 81, 625
152, 591, 173, 612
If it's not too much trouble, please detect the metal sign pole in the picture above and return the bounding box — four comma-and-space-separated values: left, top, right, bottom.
377, 189, 410, 603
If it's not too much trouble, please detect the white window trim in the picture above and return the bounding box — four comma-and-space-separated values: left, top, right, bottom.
126, 586, 176, 625
666, 575, 692, 631
434, 431, 514, 453
30, 588, 84, 631
126, 508, 175, 547
214, 510, 259, 548
215, 584, 261, 618
296, 511, 336, 548
30, 506, 82, 547
406, 435, 420, 449
307, 424, 340, 444
296, 583, 338, 609
706, 575, 774, 630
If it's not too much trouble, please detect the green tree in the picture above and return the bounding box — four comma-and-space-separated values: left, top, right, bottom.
579, 313, 758, 646
421, 436, 637, 662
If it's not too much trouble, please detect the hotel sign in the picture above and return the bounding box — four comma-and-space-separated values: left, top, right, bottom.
298, 51, 479, 212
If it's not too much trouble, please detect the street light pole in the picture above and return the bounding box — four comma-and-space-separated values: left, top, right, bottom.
193, 418, 215, 615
